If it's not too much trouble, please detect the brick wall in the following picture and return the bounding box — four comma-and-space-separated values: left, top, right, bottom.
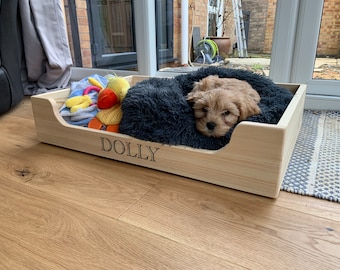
245, 0, 340, 56
64, 0, 92, 67
263, 0, 276, 53
189, 1, 208, 39
74, 0, 92, 67
185, 0, 236, 59
318, 0, 340, 56
177, 1, 209, 63
242, 0, 269, 53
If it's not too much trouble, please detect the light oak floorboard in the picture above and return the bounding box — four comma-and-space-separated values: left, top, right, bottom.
0, 145, 161, 218
120, 178, 340, 269
0, 177, 242, 269
276, 192, 340, 222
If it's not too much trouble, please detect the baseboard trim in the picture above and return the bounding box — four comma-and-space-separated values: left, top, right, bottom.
304, 94, 340, 110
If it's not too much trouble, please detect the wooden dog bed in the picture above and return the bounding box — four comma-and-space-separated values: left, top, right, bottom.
31, 75, 306, 198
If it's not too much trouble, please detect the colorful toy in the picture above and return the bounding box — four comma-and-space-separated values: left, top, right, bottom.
97, 88, 118, 109
88, 76, 105, 89
59, 74, 108, 127
107, 75, 130, 102
88, 76, 130, 132
65, 85, 101, 113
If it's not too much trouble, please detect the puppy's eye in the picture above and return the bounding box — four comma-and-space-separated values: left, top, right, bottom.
202, 107, 209, 113
222, 111, 230, 116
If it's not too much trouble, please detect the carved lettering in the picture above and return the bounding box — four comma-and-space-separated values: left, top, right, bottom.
113, 140, 125, 155
146, 146, 160, 162
137, 144, 149, 160
99, 137, 160, 162
126, 142, 137, 158
100, 137, 112, 152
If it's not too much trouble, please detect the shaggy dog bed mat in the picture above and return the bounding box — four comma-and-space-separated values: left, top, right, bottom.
120, 66, 293, 150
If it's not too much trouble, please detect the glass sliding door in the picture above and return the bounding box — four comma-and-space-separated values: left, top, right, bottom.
290, 0, 340, 109
269, 0, 339, 110
87, 0, 137, 69
154, 0, 277, 75
156, 0, 174, 67
79, 0, 174, 71
312, 0, 340, 81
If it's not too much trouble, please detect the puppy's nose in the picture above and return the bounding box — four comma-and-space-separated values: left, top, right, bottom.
206, 122, 216, 131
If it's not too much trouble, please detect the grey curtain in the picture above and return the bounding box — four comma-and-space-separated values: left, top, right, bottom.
19, 0, 72, 95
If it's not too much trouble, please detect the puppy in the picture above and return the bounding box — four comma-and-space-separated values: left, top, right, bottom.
187, 75, 261, 137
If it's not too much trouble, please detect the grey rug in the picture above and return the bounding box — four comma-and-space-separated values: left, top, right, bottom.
282, 110, 340, 202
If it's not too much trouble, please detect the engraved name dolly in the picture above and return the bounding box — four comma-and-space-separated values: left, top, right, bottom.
100, 137, 160, 162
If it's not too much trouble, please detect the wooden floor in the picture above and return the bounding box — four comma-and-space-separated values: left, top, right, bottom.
1, 97, 340, 270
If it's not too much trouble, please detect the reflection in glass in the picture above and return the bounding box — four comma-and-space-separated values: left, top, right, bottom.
98, 0, 134, 54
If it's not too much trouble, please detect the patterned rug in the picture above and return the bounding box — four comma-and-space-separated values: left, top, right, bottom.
282, 110, 340, 202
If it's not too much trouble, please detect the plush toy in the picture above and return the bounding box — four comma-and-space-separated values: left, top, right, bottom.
88, 76, 130, 132
59, 74, 107, 126
107, 75, 130, 101
65, 85, 101, 113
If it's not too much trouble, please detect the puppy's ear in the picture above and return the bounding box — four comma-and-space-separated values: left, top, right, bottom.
235, 96, 261, 120
188, 81, 202, 98
186, 91, 204, 102
246, 86, 261, 104
192, 80, 200, 89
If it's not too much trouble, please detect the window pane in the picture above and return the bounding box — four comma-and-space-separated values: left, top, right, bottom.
156, 0, 174, 68
313, 0, 340, 80
157, 0, 168, 50
158, 0, 277, 76
97, 0, 134, 55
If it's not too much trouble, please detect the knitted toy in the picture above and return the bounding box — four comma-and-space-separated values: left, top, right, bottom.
59, 74, 107, 126
88, 76, 130, 132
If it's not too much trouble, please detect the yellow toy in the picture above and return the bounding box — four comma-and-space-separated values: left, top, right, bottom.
88, 76, 130, 132
88, 76, 104, 89
107, 75, 130, 102
65, 95, 92, 113
65, 85, 101, 113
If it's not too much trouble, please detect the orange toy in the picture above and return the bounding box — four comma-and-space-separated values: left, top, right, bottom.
97, 88, 118, 109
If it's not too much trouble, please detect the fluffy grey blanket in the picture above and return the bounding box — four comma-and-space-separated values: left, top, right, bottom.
120, 66, 293, 150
